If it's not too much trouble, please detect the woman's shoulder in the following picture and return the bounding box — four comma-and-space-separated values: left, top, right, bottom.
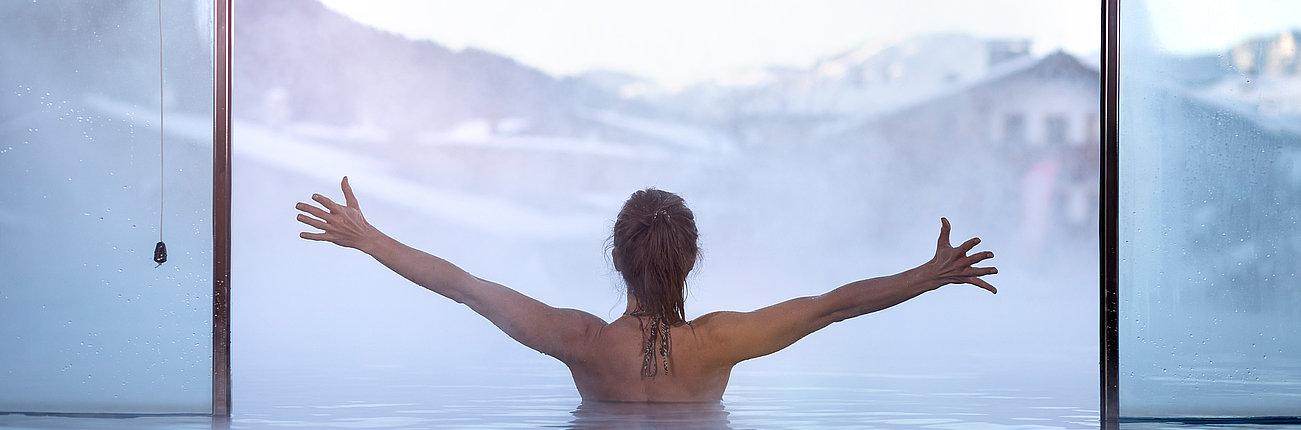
689, 311, 745, 329
683, 311, 749, 347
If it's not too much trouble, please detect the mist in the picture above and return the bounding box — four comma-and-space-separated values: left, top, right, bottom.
228, 0, 1100, 408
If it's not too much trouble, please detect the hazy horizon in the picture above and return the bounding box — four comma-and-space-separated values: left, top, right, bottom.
318, 0, 1103, 88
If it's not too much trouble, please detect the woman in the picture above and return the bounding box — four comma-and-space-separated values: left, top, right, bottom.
296, 177, 997, 402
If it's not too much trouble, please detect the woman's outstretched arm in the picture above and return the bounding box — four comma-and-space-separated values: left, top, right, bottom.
695, 217, 997, 366
295, 177, 606, 364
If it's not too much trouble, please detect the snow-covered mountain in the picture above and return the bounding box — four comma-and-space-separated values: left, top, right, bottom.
235, 0, 740, 157
235, 4, 1050, 150
649, 34, 1035, 120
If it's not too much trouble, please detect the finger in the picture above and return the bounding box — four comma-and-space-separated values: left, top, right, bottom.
299, 231, 331, 241
938, 217, 952, 247
964, 277, 997, 294
959, 251, 995, 267
341, 176, 359, 209
963, 266, 998, 277
296, 214, 328, 231
295, 202, 329, 219
312, 193, 342, 212
956, 237, 981, 255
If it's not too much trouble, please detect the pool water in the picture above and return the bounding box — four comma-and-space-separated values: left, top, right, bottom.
232, 368, 1096, 429
0, 364, 1294, 429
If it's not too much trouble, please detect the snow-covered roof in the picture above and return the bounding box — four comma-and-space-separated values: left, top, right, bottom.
871, 50, 1099, 120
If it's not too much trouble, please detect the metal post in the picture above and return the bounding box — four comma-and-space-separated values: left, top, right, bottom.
1100, 0, 1121, 428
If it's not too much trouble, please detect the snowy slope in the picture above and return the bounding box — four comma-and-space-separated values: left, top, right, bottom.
85, 96, 608, 239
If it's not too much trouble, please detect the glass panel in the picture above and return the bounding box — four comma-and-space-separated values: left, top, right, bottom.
0, 0, 214, 414
232, 0, 1098, 426
1119, 0, 1301, 418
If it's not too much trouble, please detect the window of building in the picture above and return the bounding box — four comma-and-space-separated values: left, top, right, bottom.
1045, 114, 1070, 145
1003, 113, 1027, 143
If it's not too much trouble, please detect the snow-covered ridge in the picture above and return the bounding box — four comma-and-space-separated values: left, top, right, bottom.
639, 33, 1036, 120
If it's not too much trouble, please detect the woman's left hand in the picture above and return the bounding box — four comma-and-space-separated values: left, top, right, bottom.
922, 217, 998, 294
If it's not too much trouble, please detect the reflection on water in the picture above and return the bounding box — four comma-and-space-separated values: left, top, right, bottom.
1121, 424, 1301, 430
571, 401, 731, 429
0, 415, 223, 430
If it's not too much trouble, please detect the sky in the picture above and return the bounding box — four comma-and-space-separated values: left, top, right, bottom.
318, 0, 1101, 88
1142, 0, 1301, 54
317, 0, 1301, 87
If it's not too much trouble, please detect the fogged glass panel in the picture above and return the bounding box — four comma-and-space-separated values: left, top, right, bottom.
232, 1, 1097, 426
1119, 0, 1301, 418
0, 0, 214, 414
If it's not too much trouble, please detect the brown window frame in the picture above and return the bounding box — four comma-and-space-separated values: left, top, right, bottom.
1100, 1, 1119, 428
212, 0, 233, 418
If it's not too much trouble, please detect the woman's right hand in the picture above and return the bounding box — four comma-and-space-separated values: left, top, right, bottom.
922, 217, 998, 294
295, 176, 384, 253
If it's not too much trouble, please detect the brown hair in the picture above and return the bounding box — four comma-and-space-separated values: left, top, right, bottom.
610, 188, 699, 326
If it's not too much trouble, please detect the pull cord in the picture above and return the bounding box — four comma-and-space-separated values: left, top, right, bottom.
153, 0, 168, 267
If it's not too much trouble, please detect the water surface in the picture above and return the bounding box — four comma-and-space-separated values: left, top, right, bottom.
2, 364, 1110, 429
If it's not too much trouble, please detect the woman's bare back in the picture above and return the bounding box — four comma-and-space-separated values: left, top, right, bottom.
568, 316, 732, 402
